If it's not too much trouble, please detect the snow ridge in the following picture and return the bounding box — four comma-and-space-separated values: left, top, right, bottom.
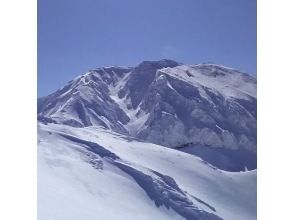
61, 133, 222, 220
38, 123, 256, 220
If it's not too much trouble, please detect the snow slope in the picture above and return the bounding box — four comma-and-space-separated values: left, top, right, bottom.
38, 123, 256, 220
159, 64, 256, 100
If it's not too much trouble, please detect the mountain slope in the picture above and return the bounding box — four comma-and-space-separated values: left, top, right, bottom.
38, 66, 132, 134
38, 123, 256, 220
38, 60, 257, 219
135, 64, 256, 150
38, 60, 257, 170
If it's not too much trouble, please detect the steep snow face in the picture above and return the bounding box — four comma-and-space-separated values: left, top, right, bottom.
137, 64, 256, 152
38, 123, 256, 220
38, 60, 256, 153
37, 66, 132, 134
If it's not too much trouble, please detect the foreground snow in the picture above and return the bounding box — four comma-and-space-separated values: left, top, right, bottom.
38, 123, 256, 220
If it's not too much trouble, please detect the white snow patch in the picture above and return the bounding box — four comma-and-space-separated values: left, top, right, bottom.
160, 65, 256, 100
38, 126, 183, 220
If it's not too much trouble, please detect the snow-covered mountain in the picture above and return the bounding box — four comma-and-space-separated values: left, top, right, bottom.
38, 60, 256, 153
38, 123, 256, 220
38, 60, 257, 220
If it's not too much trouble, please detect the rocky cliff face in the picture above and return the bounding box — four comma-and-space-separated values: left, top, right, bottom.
38, 59, 256, 152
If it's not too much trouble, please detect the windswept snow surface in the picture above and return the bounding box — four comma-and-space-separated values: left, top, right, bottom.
38, 123, 256, 220
159, 64, 256, 100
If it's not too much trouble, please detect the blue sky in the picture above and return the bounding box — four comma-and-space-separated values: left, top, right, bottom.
38, 0, 256, 97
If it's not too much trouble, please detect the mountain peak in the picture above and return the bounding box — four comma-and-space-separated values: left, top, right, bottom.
38, 60, 256, 153
135, 59, 180, 70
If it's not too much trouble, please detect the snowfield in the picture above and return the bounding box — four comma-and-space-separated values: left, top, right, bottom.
38, 123, 256, 220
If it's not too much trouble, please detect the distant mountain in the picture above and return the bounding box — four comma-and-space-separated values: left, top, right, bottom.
38, 59, 256, 169
38, 60, 257, 220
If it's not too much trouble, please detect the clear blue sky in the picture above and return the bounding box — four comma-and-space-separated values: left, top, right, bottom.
38, 0, 256, 97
